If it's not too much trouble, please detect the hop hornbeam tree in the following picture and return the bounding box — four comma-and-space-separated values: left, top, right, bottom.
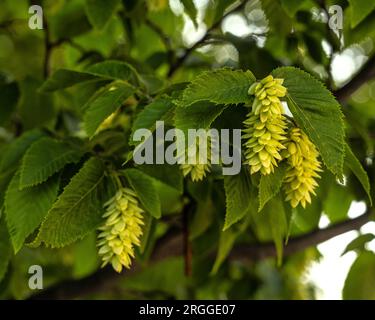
0, 0, 374, 300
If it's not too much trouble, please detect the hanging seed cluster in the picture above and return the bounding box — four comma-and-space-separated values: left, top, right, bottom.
244, 75, 323, 208
180, 136, 212, 182
243, 75, 288, 175
97, 187, 144, 273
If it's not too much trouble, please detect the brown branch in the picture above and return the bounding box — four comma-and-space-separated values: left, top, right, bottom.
334, 55, 375, 104
229, 210, 373, 261
28, 210, 373, 300
167, 0, 247, 77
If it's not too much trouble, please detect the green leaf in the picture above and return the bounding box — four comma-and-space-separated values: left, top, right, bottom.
0, 82, 19, 125
258, 162, 287, 212
130, 97, 175, 146
84, 82, 135, 137
175, 102, 228, 134
348, 0, 375, 28
72, 232, 100, 278
0, 219, 11, 281
211, 216, 250, 274
5, 173, 59, 253
86, 60, 136, 81
0, 130, 44, 173
343, 251, 375, 299
263, 198, 287, 265
190, 198, 214, 240
85, 0, 120, 29
323, 183, 353, 223
344, 143, 372, 205
178, 68, 256, 107
250, 196, 288, 264
123, 168, 161, 219
212, 230, 237, 274
261, 0, 293, 35
36, 158, 105, 248
181, 0, 198, 27
20, 137, 84, 188
342, 234, 375, 256
139, 213, 154, 255
40, 61, 136, 92
18, 77, 55, 129
272, 67, 345, 177
223, 170, 253, 230
39, 70, 98, 92
137, 164, 183, 193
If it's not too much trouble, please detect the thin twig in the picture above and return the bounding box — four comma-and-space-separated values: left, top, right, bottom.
167, 0, 248, 77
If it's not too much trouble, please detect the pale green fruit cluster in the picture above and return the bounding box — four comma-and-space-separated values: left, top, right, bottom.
180, 137, 212, 182
243, 75, 288, 175
97, 187, 144, 273
283, 128, 322, 208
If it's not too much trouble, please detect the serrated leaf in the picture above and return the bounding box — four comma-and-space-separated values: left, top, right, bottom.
86, 60, 136, 81
130, 97, 175, 146
39, 70, 97, 92
343, 251, 375, 299
258, 162, 287, 212
20, 137, 84, 188
123, 168, 161, 219
272, 67, 345, 177
178, 68, 256, 107
223, 170, 253, 230
175, 102, 228, 134
0, 130, 44, 173
85, 0, 120, 29
181, 0, 198, 28
40, 61, 136, 92
84, 82, 135, 137
0, 219, 11, 281
342, 234, 375, 256
344, 143, 372, 205
5, 173, 59, 253
348, 0, 375, 28
36, 158, 105, 248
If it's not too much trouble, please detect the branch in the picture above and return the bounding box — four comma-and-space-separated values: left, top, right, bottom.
167, 0, 247, 77
229, 210, 373, 261
28, 210, 373, 300
334, 55, 375, 104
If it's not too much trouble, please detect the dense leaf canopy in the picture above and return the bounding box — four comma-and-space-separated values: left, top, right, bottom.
0, 0, 374, 300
